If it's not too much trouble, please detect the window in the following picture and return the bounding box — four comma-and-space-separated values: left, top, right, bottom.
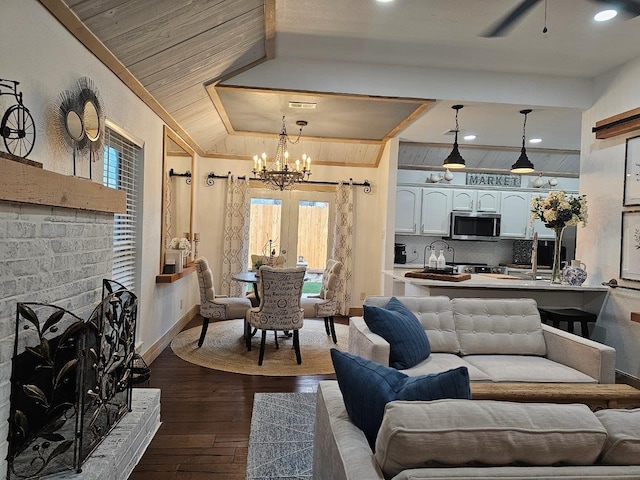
102, 127, 142, 291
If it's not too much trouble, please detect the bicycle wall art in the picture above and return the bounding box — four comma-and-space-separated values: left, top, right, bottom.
0, 78, 36, 159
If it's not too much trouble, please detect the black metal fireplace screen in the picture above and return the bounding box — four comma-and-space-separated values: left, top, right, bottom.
8, 279, 138, 479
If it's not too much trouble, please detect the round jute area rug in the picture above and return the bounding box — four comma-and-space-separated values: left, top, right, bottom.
170, 318, 348, 376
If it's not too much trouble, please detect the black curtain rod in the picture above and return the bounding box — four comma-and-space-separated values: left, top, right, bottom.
206, 171, 372, 193
169, 168, 191, 184
168, 168, 191, 177
602, 279, 640, 292
592, 112, 640, 133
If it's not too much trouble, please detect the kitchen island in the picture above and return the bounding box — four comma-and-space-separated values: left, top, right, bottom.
383, 269, 608, 315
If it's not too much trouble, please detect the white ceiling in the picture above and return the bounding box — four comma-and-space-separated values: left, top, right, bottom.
276, 0, 640, 78
268, 0, 640, 159
400, 100, 582, 150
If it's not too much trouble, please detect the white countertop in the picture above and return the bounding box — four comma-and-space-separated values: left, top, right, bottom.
383, 269, 607, 292
394, 263, 552, 271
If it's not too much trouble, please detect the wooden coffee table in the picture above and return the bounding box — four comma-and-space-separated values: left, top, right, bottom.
470, 383, 640, 410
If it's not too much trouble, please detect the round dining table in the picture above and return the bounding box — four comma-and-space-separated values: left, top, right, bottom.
232, 271, 261, 304
231, 270, 309, 306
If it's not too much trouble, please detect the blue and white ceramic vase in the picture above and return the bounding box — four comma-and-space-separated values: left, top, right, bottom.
562, 260, 588, 286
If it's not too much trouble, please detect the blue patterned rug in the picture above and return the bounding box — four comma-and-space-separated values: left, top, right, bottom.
246, 392, 316, 480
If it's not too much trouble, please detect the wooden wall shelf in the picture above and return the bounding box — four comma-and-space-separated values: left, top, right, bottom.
156, 265, 196, 283
0, 156, 126, 213
593, 107, 640, 140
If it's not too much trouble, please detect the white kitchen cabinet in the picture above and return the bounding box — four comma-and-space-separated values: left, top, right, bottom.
529, 192, 555, 239
421, 188, 452, 235
452, 189, 500, 212
395, 186, 421, 234
499, 191, 530, 238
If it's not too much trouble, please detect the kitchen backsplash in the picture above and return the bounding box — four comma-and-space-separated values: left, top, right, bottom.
396, 235, 516, 266
396, 231, 577, 267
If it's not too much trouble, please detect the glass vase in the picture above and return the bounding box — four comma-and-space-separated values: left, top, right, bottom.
550, 226, 565, 284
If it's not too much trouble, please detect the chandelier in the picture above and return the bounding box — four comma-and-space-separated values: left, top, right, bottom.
252, 116, 311, 190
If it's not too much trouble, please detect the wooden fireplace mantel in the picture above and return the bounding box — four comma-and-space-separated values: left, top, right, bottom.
0, 155, 126, 214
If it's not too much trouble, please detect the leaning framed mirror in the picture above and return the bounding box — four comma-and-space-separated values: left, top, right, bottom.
160, 125, 195, 274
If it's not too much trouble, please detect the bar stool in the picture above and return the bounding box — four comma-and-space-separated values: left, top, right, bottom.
537, 307, 597, 339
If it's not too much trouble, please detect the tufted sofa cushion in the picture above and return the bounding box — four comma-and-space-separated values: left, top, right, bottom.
452, 298, 546, 356
364, 296, 459, 353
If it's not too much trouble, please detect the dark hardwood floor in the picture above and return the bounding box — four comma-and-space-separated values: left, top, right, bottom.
129, 316, 344, 480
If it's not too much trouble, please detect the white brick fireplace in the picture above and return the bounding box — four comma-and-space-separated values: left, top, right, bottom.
0, 158, 159, 479
0, 201, 116, 475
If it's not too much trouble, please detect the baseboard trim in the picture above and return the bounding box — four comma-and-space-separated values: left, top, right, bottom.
616, 370, 640, 388
143, 304, 198, 365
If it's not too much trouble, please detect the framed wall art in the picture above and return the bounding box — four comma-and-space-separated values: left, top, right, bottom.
623, 135, 640, 206
620, 211, 640, 281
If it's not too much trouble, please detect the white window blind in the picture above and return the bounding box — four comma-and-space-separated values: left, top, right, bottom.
103, 128, 141, 292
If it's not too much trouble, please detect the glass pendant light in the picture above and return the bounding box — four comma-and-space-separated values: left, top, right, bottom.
442, 104, 466, 169
511, 109, 535, 174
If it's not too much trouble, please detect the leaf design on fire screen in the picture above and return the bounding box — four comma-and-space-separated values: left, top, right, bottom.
54, 359, 77, 388
18, 304, 40, 333
22, 384, 49, 408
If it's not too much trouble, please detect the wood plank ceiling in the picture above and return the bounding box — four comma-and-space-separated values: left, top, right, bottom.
49, 0, 270, 155
399, 143, 580, 175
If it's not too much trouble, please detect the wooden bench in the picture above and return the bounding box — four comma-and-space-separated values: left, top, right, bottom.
470, 383, 640, 410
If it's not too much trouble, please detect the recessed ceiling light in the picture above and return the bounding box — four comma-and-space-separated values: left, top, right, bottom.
594, 9, 617, 22
463, 134, 477, 141
529, 138, 542, 144
377, 0, 394, 2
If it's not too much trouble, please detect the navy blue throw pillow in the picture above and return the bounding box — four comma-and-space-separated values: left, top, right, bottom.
363, 297, 431, 369
330, 349, 470, 448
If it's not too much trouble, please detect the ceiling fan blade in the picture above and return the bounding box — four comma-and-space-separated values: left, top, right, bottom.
480, 0, 543, 37
589, 0, 640, 17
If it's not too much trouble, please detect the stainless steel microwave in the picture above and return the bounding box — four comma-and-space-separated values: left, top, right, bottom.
449, 212, 501, 241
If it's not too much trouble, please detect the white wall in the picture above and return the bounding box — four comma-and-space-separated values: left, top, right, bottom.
229, 57, 593, 110
579, 55, 640, 378
0, 0, 198, 361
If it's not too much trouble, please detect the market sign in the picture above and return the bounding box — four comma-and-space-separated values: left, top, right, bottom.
466, 173, 521, 188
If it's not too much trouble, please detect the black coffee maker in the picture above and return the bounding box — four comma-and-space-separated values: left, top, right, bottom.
394, 243, 407, 264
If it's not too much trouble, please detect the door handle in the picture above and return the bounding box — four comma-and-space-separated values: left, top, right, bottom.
478, 200, 481, 210
469, 200, 473, 210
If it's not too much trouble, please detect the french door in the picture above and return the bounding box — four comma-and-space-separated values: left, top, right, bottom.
248, 188, 335, 272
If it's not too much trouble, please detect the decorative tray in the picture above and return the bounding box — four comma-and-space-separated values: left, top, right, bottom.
405, 270, 471, 282
422, 266, 454, 274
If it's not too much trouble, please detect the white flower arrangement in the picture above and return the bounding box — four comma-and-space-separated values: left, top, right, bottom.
530, 190, 588, 230
170, 237, 191, 255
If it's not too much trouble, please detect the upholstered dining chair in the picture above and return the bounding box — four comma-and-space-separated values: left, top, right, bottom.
246, 254, 285, 307
194, 257, 252, 348
250, 254, 285, 269
246, 266, 306, 366
301, 259, 343, 344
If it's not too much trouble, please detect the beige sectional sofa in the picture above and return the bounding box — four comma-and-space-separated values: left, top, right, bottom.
313, 381, 640, 480
349, 296, 616, 383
